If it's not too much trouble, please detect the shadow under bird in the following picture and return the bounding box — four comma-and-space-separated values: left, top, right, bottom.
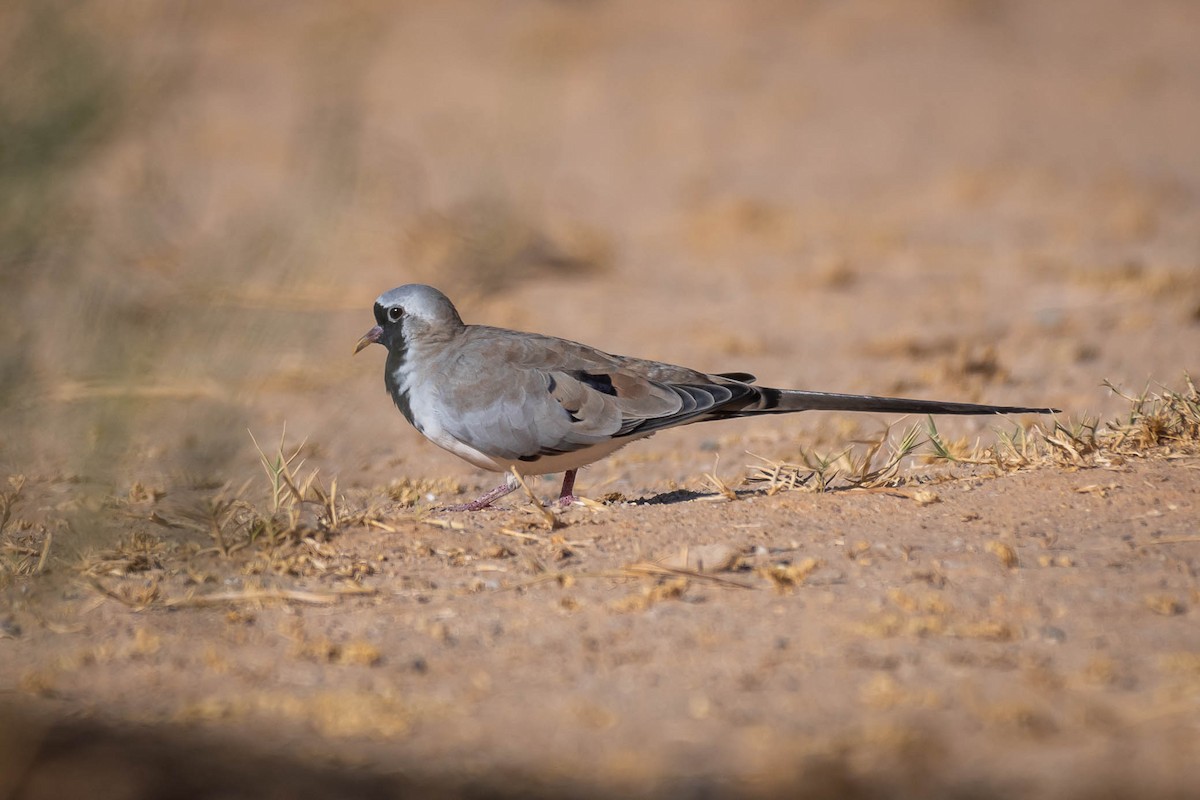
355, 284, 1058, 510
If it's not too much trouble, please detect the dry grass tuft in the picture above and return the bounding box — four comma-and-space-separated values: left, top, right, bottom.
73, 430, 404, 609
703, 456, 740, 501
80, 531, 166, 577
0, 475, 54, 583
232, 429, 395, 557
748, 423, 924, 493
0, 475, 24, 535
1102, 377, 1200, 454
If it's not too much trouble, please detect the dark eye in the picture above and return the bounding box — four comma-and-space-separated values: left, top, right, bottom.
387, 306, 403, 323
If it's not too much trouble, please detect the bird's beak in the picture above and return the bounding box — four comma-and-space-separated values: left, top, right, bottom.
354, 325, 384, 355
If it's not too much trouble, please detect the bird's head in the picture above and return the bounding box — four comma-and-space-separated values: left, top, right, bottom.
355, 284, 464, 355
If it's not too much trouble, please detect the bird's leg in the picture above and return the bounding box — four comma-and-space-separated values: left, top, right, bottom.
442, 480, 517, 512
556, 469, 578, 508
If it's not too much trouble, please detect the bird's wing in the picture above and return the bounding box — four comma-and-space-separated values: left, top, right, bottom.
433, 327, 754, 461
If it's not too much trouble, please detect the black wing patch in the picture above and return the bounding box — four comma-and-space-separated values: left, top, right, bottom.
571, 371, 618, 396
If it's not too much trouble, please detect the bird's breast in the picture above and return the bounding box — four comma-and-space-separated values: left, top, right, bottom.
384, 355, 418, 428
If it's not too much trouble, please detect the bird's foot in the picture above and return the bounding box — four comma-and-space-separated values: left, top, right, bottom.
551, 494, 578, 509
552, 469, 579, 509
440, 482, 516, 512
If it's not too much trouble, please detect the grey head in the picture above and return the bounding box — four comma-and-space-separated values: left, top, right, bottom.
354, 284, 464, 355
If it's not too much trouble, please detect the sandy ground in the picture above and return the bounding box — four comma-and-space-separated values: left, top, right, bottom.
2, 1, 1200, 797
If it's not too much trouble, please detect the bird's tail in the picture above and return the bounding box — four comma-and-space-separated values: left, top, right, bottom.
733, 387, 1058, 417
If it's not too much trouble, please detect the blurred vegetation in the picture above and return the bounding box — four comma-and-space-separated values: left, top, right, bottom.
0, 3, 382, 487
0, 3, 127, 405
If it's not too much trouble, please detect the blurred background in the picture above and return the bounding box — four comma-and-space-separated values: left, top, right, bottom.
1, 0, 1198, 494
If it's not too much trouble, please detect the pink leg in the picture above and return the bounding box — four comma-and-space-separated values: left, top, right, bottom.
442, 481, 517, 512
556, 469, 578, 508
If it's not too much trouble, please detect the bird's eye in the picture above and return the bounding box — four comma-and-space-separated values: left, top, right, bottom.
387, 306, 403, 323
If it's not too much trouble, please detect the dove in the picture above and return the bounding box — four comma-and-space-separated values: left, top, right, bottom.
355, 284, 1057, 510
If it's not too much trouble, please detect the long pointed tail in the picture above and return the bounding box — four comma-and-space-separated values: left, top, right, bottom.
748, 388, 1059, 416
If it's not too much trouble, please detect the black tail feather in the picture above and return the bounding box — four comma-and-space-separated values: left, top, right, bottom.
744, 388, 1058, 416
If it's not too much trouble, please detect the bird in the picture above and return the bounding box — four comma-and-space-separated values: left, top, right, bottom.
355, 284, 1058, 510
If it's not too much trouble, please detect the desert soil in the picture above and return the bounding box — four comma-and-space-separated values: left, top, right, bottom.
2, 1, 1199, 798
